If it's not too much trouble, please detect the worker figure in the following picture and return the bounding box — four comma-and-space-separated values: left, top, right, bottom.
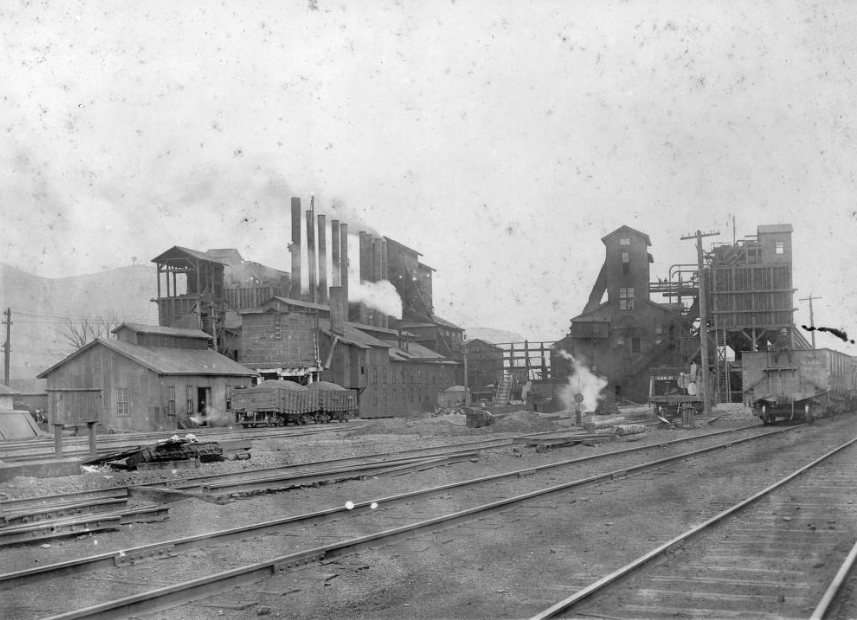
772, 328, 793, 365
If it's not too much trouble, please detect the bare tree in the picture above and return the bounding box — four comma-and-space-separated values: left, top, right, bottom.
62, 313, 122, 352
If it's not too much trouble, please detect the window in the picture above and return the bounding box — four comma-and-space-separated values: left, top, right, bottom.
116, 388, 130, 416
632, 337, 641, 353
186, 386, 194, 414
620, 287, 635, 310
168, 386, 176, 415
654, 325, 663, 345
619, 238, 630, 246
617, 336, 626, 347
622, 263, 630, 275
593, 324, 601, 335
621, 252, 629, 263
775, 241, 784, 255
273, 315, 282, 339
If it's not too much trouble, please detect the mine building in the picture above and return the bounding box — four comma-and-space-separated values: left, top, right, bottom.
38, 323, 255, 432
703, 223, 810, 402
555, 222, 811, 409
464, 338, 505, 392
149, 197, 462, 418
554, 226, 685, 403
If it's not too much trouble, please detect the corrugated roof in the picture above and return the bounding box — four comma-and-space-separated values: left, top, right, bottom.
240, 297, 331, 314
112, 323, 213, 339
318, 319, 391, 350
430, 314, 463, 330
39, 338, 255, 378
151, 245, 229, 266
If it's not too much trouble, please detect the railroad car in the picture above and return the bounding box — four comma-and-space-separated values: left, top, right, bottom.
649, 365, 706, 419
231, 380, 358, 427
742, 348, 857, 424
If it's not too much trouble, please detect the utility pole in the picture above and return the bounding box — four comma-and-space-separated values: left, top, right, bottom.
800, 294, 821, 349
681, 230, 719, 418
2, 308, 11, 386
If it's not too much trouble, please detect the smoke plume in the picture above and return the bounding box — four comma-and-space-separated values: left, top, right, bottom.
349, 279, 403, 319
556, 349, 608, 413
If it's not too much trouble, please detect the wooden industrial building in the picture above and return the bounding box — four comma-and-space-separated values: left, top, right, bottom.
464, 338, 505, 390
554, 226, 684, 403
147, 198, 463, 418
38, 324, 255, 432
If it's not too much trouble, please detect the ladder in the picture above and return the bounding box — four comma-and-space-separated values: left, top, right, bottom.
494, 372, 512, 405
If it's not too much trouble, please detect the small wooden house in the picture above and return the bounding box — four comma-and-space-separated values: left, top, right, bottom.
38, 323, 256, 432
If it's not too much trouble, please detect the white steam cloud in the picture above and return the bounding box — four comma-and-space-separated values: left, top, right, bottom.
350, 279, 403, 319
556, 349, 608, 413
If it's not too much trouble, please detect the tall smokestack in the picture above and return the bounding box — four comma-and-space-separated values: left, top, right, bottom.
331, 220, 341, 288
359, 232, 372, 282
306, 202, 317, 303
329, 286, 345, 336
380, 238, 388, 328
340, 223, 349, 315
290, 197, 302, 299
358, 231, 372, 324
317, 214, 327, 304
373, 237, 385, 327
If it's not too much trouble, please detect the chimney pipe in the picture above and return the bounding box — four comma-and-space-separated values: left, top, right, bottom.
372, 237, 385, 327
306, 203, 317, 303
289, 197, 301, 299
317, 214, 327, 304
358, 231, 372, 324
340, 223, 349, 309
329, 286, 345, 336
331, 220, 341, 288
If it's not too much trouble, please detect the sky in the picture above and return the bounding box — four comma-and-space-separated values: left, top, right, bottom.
2, 0, 856, 349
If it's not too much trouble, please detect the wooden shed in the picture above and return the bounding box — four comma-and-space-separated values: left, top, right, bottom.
37, 324, 256, 432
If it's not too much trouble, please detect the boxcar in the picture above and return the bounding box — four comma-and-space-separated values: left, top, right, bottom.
742, 348, 857, 424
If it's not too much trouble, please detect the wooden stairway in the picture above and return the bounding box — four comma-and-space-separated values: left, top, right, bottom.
494, 372, 512, 405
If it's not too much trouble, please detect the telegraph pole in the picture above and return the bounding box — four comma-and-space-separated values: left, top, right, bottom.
2, 308, 11, 386
800, 294, 821, 349
681, 230, 719, 417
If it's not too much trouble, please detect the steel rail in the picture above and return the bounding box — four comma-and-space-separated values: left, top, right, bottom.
0, 423, 790, 591
529, 434, 857, 620
20, 426, 803, 619
810, 537, 857, 620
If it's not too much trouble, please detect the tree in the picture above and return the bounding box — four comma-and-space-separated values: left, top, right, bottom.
62, 314, 121, 352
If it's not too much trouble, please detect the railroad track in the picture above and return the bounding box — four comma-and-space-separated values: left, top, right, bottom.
0, 422, 367, 462
0, 422, 807, 620
529, 432, 857, 619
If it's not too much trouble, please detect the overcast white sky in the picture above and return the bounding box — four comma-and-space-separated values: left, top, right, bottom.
2, 0, 856, 348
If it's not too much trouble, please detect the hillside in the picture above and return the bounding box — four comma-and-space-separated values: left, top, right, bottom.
0, 263, 157, 379
465, 327, 526, 344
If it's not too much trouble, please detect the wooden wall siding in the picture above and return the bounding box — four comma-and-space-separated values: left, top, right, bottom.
224, 286, 286, 311
49, 390, 102, 426
240, 312, 319, 366
158, 297, 199, 329
43, 343, 252, 432
318, 333, 457, 418
135, 334, 209, 349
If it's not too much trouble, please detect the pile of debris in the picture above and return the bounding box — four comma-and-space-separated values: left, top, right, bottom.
84, 434, 251, 471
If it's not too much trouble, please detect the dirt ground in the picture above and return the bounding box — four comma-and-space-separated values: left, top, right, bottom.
3, 405, 799, 620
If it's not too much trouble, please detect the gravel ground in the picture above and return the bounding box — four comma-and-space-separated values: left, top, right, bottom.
1, 407, 778, 620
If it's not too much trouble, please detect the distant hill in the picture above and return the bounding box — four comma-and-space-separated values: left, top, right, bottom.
465, 327, 527, 344
0, 263, 158, 380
